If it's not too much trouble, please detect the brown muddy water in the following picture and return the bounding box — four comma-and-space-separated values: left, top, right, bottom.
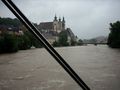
0, 45, 120, 90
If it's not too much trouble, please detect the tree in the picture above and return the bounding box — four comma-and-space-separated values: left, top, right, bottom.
0, 33, 18, 53
0, 17, 43, 54
52, 40, 59, 47
24, 31, 43, 48
58, 31, 69, 46
17, 35, 31, 50
0, 17, 21, 27
71, 39, 77, 46
107, 21, 120, 48
77, 39, 83, 45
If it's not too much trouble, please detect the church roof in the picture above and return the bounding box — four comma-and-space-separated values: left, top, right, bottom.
39, 22, 53, 30
66, 28, 76, 41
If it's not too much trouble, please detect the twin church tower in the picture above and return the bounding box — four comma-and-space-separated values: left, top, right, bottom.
53, 15, 65, 33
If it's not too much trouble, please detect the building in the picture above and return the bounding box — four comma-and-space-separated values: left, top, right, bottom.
38, 15, 65, 34
38, 15, 66, 44
37, 15, 77, 45
66, 28, 77, 45
0, 25, 23, 35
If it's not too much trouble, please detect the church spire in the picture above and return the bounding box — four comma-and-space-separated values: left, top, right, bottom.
59, 17, 61, 22
62, 16, 65, 30
54, 14, 57, 21
62, 16, 65, 23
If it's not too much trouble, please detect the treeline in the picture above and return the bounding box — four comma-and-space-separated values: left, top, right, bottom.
52, 30, 83, 47
0, 17, 21, 27
0, 17, 42, 53
107, 21, 120, 48
0, 31, 42, 54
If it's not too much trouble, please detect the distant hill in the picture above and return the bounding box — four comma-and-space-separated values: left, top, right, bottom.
83, 36, 108, 44
0, 17, 21, 27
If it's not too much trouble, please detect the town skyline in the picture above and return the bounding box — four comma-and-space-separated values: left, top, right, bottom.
0, 0, 120, 39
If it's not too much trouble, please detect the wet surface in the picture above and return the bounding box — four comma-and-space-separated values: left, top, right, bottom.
0, 45, 120, 90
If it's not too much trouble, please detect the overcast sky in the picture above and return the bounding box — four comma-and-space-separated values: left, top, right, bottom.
0, 0, 120, 39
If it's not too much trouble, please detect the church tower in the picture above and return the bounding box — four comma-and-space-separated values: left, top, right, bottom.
54, 15, 57, 21
62, 17, 65, 30
58, 17, 62, 31
53, 15, 65, 33
53, 15, 58, 32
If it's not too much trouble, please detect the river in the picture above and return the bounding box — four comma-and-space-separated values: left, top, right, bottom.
0, 45, 120, 90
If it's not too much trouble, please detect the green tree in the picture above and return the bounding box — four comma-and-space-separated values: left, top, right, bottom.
77, 39, 83, 45
71, 39, 77, 46
0, 17, 21, 27
58, 31, 69, 46
17, 35, 31, 50
107, 21, 120, 48
24, 31, 43, 48
0, 33, 18, 53
52, 40, 60, 47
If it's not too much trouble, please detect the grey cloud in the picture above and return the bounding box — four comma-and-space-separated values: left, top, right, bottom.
0, 0, 120, 39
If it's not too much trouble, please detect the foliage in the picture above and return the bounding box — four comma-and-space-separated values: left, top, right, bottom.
107, 21, 120, 48
52, 31, 84, 47
0, 32, 33, 53
52, 41, 60, 47
24, 31, 43, 48
0, 31, 43, 53
0, 17, 43, 53
53, 31, 69, 47
0, 17, 21, 27
77, 39, 83, 45
58, 31, 69, 46
17, 35, 31, 50
71, 39, 78, 46
0, 33, 18, 53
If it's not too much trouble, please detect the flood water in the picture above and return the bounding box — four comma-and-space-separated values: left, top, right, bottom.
0, 45, 120, 90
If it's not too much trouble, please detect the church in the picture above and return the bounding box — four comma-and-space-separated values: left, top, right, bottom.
38, 15, 65, 34
38, 15, 76, 44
